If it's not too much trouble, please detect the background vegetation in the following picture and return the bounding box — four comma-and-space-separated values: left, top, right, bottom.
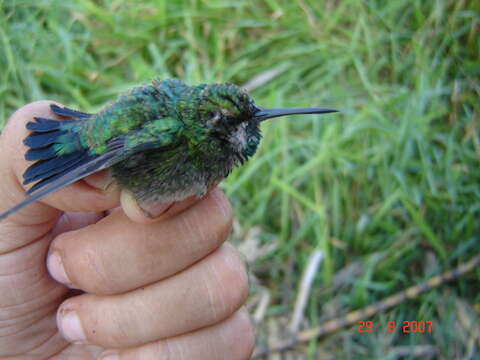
1, 0, 479, 358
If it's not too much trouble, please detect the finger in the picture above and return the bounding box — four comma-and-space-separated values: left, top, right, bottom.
119, 188, 202, 224
56, 243, 249, 348
119, 182, 219, 224
50, 212, 105, 238
47, 188, 232, 294
98, 308, 255, 360
0, 101, 120, 226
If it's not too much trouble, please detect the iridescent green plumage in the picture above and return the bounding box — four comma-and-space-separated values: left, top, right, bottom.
0, 78, 337, 220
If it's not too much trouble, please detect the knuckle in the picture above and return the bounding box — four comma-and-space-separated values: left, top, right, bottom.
208, 245, 249, 318
230, 310, 255, 359
208, 190, 233, 245
57, 232, 111, 293
78, 249, 111, 293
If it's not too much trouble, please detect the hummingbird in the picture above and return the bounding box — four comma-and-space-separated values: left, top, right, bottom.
0, 79, 337, 220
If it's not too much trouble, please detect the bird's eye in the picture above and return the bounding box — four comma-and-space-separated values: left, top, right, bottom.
206, 111, 222, 127
210, 112, 221, 122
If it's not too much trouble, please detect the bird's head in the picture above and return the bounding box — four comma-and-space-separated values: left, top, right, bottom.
188, 82, 338, 161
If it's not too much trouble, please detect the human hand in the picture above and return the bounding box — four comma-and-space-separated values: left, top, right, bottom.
0, 102, 254, 359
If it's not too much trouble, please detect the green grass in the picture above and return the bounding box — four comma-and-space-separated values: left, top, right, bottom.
1, 0, 479, 358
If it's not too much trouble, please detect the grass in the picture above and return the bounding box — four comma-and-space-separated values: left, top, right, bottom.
1, 0, 479, 358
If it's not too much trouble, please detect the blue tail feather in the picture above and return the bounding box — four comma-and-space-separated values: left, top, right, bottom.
25, 146, 58, 161
21, 111, 91, 192
23, 131, 68, 148
26, 117, 64, 132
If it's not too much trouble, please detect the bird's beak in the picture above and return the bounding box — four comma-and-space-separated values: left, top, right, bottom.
253, 106, 338, 122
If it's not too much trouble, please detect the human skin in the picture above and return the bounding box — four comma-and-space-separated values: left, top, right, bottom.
0, 101, 254, 359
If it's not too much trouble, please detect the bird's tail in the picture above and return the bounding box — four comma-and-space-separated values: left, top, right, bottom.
0, 104, 127, 221
22, 104, 94, 194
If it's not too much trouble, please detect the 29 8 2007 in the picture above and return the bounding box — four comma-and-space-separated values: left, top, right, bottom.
357, 320, 433, 333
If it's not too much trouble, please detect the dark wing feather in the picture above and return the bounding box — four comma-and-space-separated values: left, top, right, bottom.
50, 104, 92, 118
23, 152, 90, 185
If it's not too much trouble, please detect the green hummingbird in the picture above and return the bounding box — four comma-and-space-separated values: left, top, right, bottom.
0, 79, 337, 220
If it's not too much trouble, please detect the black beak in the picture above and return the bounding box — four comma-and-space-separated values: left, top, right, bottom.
253, 106, 338, 122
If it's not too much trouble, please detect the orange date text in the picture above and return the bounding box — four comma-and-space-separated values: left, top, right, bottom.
357, 320, 433, 333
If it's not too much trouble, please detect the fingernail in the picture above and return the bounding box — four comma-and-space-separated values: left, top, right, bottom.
120, 189, 172, 219
98, 351, 119, 360
139, 201, 173, 218
47, 251, 71, 286
57, 308, 86, 343
84, 169, 115, 191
